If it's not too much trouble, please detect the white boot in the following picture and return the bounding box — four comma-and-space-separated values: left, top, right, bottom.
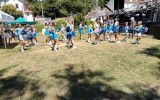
21, 46, 24, 52
134, 40, 138, 44
54, 45, 58, 51
88, 38, 91, 43
49, 41, 53, 46
34, 40, 37, 46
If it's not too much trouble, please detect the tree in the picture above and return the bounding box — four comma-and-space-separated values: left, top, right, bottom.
1, 4, 23, 19
27, 0, 94, 19
74, 13, 85, 27
99, 0, 110, 9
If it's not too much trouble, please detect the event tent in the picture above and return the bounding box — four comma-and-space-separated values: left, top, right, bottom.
0, 10, 15, 22
0, 10, 15, 49
5, 17, 37, 25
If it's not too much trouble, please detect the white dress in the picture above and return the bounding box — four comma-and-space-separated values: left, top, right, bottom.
94, 23, 100, 34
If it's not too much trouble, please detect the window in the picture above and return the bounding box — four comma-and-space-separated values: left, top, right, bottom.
27, 12, 29, 16
15, 3, 18, 8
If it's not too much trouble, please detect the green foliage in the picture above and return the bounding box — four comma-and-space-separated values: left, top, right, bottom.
55, 19, 67, 29
85, 20, 90, 26
34, 23, 44, 33
27, 0, 94, 19
1, 4, 23, 19
91, 21, 95, 29
28, 2, 41, 17
99, 0, 110, 9
74, 13, 85, 28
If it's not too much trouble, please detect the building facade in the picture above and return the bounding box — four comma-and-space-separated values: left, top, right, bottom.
0, 0, 33, 21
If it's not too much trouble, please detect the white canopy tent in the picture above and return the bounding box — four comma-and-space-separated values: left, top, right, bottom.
0, 10, 15, 22
0, 10, 15, 49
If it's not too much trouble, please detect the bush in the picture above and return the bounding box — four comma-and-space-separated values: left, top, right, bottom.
74, 13, 85, 28
34, 23, 44, 33
85, 20, 90, 26
1, 4, 23, 19
55, 19, 67, 29
84, 20, 95, 29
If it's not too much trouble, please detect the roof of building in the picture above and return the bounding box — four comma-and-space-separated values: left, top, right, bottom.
24, 10, 32, 12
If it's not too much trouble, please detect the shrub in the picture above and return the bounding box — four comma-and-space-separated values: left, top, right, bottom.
74, 13, 85, 28
34, 23, 44, 33
55, 19, 67, 29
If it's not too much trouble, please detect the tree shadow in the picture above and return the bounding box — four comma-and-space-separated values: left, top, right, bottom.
0, 68, 46, 100
0, 64, 19, 77
138, 45, 160, 78
126, 83, 160, 100
0, 43, 19, 49
51, 64, 160, 100
139, 45, 160, 59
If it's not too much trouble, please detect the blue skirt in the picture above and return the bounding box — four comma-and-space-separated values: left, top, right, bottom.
32, 33, 38, 37
45, 30, 50, 36
66, 32, 73, 40
51, 33, 58, 40
79, 28, 83, 34
105, 28, 109, 32
86, 28, 92, 34
72, 31, 76, 36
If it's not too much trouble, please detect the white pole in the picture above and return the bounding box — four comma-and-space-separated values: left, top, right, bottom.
2, 22, 6, 49
41, 0, 45, 25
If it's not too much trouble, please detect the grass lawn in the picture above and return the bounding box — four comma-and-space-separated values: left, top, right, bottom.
0, 33, 160, 100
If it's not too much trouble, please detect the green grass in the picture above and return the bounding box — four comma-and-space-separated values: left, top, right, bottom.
0, 33, 160, 100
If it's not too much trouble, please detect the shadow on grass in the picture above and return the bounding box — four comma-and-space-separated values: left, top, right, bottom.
139, 45, 160, 59
138, 45, 160, 78
0, 43, 19, 49
52, 64, 160, 100
0, 64, 19, 77
126, 83, 160, 100
0, 67, 46, 100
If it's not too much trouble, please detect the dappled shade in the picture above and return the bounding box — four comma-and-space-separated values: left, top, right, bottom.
138, 45, 160, 79
0, 66, 46, 100
52, 64, 160, 100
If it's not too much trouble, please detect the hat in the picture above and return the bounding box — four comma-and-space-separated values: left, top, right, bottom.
130, 17, 135, 21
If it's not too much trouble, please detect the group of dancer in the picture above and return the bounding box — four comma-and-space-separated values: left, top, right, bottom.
79, 17, 147, 45
44, 17, 148, 52
44, 19, 76, 51
1, 16, 147, 52
1, 23, 38, 52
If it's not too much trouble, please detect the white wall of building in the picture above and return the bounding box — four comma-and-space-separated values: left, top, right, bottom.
24, 12, 33, 21
0, 0, 34, 22
0, 0, 26, 11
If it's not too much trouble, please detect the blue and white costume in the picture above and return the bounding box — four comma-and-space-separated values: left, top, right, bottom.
124, 26, 129, 35
49, 26, 57, 40
113, 21, 119, 33
16, 28, 24, 41
59, 24, 65, 33
78, 23, 83, 34
105, 24, 109, 33
94, 22, 100, 35
32, 29, 38, 38
66, 24, 72, 40
45, 27, 50, 36
135, 25, 143, 37
99, 25, 106, 35
86, 24, 92, 34
109, 23, 113, 33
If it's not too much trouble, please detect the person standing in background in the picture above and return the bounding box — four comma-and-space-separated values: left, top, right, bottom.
130, 17, 136, 38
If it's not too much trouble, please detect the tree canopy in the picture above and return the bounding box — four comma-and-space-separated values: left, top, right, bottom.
27, 0, 109, 19
1, 4, 23, 19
